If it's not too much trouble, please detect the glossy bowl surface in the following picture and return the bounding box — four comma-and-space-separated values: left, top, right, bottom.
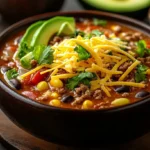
0, 11, 150, 147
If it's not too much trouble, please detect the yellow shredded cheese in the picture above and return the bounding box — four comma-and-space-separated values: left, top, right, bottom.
86, 64, 123, 75
119, 60, 140, 81
52, 74, 78, 79
19, 34, 145, 98
104, 81, 145, 88
101, 85, 111, 97
19, 64, 51, 79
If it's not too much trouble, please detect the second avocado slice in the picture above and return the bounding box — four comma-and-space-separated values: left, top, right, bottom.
31, 16, 75, 47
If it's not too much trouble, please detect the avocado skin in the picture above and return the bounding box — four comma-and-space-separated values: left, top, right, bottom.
31, 16, 75, 47
79, 0, 150, 20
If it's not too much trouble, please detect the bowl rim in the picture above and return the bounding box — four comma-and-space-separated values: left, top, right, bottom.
0, 10, 150, 113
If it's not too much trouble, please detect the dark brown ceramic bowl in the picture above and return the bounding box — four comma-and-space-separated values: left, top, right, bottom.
0, 0, 65, 23
0, 11, 150, 147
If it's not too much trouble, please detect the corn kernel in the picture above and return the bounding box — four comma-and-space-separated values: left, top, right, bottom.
111, 98, 130, 106
50, 99, 61, 107
50, 77, 63, 88
82, 100, 94, 109
50, 92, 59, 99
37, 81, 49, 91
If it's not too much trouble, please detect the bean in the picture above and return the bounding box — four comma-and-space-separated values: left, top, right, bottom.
111, 98, 130, 106
9, 79, 21, 90
135, 91, 150, 98
1, 66, 11, 74
61, 94, 74, 103
115, 86, 130, 93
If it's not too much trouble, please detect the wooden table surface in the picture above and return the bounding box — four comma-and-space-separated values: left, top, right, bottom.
0, 109, 150, 150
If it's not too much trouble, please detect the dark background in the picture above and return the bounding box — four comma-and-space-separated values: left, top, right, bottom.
0, 0, 150, 149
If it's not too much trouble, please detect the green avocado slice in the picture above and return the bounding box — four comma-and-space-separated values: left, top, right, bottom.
30, 16, 75, 47
57, 22, 75, 36
17, 21, 43, 58
20, 21, 43, 46
20, 52, 33, 69
81, 0, 150, 12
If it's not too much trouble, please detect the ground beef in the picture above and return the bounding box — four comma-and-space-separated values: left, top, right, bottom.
36, 90, 51, 101
50, 86, 67, 94
118, 61, 132, 72
119, 32, 143, 42
72, 84, 91, 105
94, 101, 110, 109
137, 56, 150, 67
128, 41, 137, 50
93, 89, 103, 100
49, 36, 62, 45
30, 60, 38, 68
74, 84, 89, 96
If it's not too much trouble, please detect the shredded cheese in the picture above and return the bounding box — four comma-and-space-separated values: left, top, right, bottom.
19, 34, 145, 98
119, 60, 140, 81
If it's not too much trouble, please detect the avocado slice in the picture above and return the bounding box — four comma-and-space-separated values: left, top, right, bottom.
81, 0, 150, 13
20, 52, 33, 69
17, 21, 43, 58
31, 16, 75, 47
20, 21, 43, 46
57, 22, 75, 36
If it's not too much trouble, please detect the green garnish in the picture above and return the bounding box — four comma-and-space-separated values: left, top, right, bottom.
91, 30, 103, 37
18, 42, 33, 59
6, 69, 18, 80
20, 45, 54, 69
135, 64, 148, 83
136, 40, 150, 57
93, 18, 107, 26
66, 72, 97, 90
33, 45, 54, 65
74, 45, 91, 61
75, 30, 85, 37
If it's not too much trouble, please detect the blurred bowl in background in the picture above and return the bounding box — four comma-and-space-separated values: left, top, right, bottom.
79, 0, 150, 20
0, 0, 65, 23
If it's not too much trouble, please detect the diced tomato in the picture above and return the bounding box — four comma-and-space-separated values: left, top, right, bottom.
31, 71, 46, 85
22, 91, 37, 99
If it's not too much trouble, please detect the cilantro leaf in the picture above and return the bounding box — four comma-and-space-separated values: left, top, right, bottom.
17, 42, 33, 59
66, 72, 97, 90
136, 40, 150, 57
135, 64, 148, 83
20, 45, 54, 69
75, 30, 85, 37
74, 45, 91, 61
38, 46, 54, 65
93, 18, 107, 26
6, 69, 18, 80
91, 30, 103, 37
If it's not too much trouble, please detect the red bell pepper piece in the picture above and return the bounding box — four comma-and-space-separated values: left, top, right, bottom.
31, 71, 46, 85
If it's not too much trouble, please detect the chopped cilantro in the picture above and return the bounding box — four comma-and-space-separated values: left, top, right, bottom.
136, 40, 150, 57
75, 30, 85, 37
17, 42, 33, 59
135, 64, 148, 83
33, 45, 54, 65
66, 72, 97, 90
91, 30, 103, 37
20, 45, 54, 69
74, 45, 91, 61
6, 69, 18, 80
93, 18, 107, 26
